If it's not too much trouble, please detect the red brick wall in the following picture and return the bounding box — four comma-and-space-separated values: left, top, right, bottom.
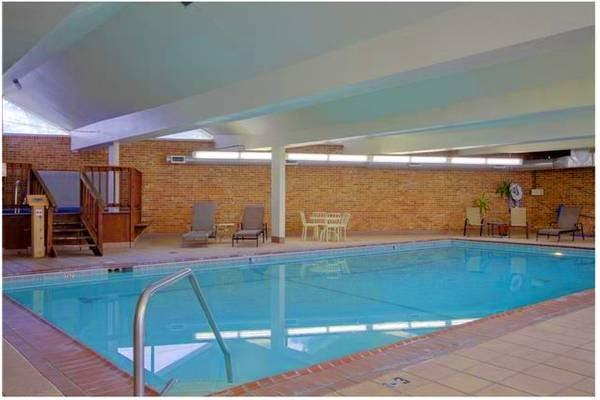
3, 136, 595, 235
3, 136, 106, 170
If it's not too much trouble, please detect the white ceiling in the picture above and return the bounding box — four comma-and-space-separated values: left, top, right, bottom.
2, 2, 595, 155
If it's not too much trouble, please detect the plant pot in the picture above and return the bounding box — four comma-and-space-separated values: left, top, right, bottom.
498, 225, 509, 236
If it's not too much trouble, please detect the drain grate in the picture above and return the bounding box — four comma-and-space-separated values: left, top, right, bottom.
383, 376, 411, 389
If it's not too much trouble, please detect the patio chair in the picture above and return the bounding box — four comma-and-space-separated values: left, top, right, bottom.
182, 201, 216, 247
232, 205, 267, 247
508, 207, 529, 239
330, 212, 351, 241
299, 211, 320, 240
463, 207, 483, 236
536, 206, 584, 242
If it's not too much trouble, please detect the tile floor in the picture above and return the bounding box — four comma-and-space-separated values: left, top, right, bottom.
327, 306, 594, 396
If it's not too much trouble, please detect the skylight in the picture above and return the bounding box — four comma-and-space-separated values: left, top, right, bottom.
2, 99, 68, 135
158, 129, 213, 141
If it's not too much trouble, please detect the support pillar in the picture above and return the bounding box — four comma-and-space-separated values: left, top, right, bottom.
271, 146, 286, 243
108, 142, 120, 211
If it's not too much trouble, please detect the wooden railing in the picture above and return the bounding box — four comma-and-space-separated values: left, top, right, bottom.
83, 166, 141, 210
30, 169, 58, 257
83, 165, 143, 243
80, 173, 105, 256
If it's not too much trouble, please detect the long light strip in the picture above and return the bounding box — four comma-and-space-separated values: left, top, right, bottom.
240, 152, 272, 160
486, 158, 523, 166
188, 151, 522, 166
410, 156, 448, 164
287, 153, 328, 161
328, 154, 368, 162
372, 155, 410, 163
450, 157, 487, 165
192, 151, 239, 159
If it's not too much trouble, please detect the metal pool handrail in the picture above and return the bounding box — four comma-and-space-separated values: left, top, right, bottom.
133, 268, 233, 396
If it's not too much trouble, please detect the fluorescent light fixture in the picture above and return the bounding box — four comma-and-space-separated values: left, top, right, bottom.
287, 153, 328, 161
410, 320, 446, 328
240, 152, 272, 160
328, 324, 367, 333
372, 322, 410, 331
372, 155, 410, 163
486, 158, 522, 166
328, 154, 368, 162
287, 326, 328, 336
450, 157, 486, 165
192, 151, 239, 159
410, 156, 447, 164
239, 329, 271, 338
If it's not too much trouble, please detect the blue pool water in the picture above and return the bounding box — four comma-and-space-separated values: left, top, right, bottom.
4, 241, 594, 394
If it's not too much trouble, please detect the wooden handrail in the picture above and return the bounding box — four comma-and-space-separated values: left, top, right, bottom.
80, 173, 105, 256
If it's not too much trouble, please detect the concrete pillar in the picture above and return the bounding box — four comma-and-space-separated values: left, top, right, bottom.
108, 142, 120, 211
271, 146, 286, 243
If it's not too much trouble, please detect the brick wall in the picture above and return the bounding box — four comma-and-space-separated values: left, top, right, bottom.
3, 135, 107, 170
3, 136, 595, 235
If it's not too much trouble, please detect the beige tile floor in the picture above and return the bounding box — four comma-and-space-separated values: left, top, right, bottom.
2, 340, 62, 396
330, 306, 595, 396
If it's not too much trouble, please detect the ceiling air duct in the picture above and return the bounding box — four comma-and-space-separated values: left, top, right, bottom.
553, 149, 594, 169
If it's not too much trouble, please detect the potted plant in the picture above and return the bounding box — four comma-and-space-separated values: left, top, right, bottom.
473, 193, 490, 217
496, 181, 511, 201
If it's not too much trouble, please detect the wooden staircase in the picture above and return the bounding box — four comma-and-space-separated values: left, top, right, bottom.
52, 213, 102, 256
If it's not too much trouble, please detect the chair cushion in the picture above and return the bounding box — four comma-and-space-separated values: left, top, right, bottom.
537, 228, 574, 235
182, 231, 210, 241
233, 229, 263, 237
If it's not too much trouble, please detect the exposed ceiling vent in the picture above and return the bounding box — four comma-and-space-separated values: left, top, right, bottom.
553, 149, 594, 168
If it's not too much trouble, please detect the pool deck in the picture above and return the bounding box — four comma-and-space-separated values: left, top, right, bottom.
2, 233, 595, 396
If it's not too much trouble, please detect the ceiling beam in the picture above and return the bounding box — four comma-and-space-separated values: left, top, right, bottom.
69, 3, 593, 149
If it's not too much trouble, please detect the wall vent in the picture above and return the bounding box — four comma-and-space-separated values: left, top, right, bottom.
167, 155, 187, 164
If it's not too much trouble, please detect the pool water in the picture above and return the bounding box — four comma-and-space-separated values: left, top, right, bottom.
4, 241, 594, 394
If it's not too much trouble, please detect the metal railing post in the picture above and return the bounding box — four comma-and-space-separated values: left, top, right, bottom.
133, 268, 232, 396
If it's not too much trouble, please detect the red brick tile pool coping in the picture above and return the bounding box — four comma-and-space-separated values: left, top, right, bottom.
3, 296, 158, 396
213, 289, 595, 396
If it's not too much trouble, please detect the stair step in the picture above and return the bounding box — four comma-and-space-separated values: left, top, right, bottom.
52, 226, 87, 235
53, 221, 83, 226
54, 236, 92, 241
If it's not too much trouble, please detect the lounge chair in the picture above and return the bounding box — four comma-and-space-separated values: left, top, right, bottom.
537, 206, 584, 242
508, 207, 529, 239
463, 207, 483, 236
182, 201, 216, 247
232, 205, 267, 247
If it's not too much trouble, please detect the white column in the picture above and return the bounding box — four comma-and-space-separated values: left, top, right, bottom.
108, 142, 120, 211
271, 146, 286, 243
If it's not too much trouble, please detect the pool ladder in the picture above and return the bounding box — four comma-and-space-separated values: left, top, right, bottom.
133, 268, 233, 396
